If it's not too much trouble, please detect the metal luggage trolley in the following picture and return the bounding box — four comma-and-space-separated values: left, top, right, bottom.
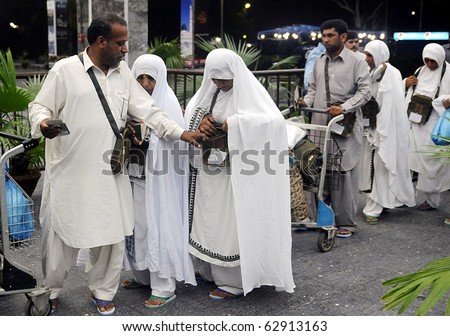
0, 132, 51, 315
282, 107, 344, 252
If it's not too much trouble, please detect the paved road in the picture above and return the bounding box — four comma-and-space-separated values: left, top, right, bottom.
1, 177, 450, 317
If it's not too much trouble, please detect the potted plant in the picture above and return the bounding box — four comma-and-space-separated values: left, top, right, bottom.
0, 49, 46, 196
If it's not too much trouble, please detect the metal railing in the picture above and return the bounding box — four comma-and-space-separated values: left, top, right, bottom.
168, 68, 304, 110
17, 68, 305, 110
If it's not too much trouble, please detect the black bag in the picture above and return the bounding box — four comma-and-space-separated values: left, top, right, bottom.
407, 94, 433, 124
293, 137, 322, 186
202, 122, 229, 166
331, 111, 356, 138
361, 96, 379, 128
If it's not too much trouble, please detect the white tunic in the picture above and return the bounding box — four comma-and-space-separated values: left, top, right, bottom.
361, 40, 415, 208
130, 54, 195, 284
29, 51, 184, 248
185, 49, 295, 295
407, 44, 450, 193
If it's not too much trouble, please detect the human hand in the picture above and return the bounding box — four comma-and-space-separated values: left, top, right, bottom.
40, 119, 62, 139
221, 120, 228, 132
198, 114, 217, 137
328, 104, 344, 117
295, 97, 307, 109
442, 97, 450, 109
181, 130, 206, 147
405, 76, 418, 89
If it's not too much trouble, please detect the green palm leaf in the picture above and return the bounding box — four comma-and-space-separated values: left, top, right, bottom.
382, 256, 450, 315
0, 49, 17, 90
0, 86, 31, 113
195, 34, 260, 67
148, 37, 183, 69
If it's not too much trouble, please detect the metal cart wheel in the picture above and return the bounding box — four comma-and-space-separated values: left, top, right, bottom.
317, 229, 335, 252
24, 298, 52, 316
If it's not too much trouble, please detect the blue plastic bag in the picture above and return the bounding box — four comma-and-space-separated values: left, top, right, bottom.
431, 108, 450, 146
5, 174, 34, 241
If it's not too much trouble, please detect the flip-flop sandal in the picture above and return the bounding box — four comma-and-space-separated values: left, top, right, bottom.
144, 294, 176, 308
91, 296, 116, 316
121, 278, 145, 289
366, 215, 379, 225
208, 288, 243, 300
335, 228, 352, 238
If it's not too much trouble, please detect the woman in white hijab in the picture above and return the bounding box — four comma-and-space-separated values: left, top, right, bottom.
359, 40, 415, 224
406, 43, 450, 211
185, 49, 294, 299
123, 54, 196, 308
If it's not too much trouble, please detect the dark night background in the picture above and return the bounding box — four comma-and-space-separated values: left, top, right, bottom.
1, 0, 449, 74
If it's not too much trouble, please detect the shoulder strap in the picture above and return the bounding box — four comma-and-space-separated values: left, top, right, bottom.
411, 66, 423, 95
435, 62, 446, 98
324, 57, 331, 107
209, 88, 221, 114
78, 53, 122, 139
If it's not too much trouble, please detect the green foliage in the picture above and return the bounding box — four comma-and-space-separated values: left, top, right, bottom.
382, 256, 450, 315
148, 37, 184, 69
0, 49, 32, 114
195, 34, 261, 68
0, 49, 46, 172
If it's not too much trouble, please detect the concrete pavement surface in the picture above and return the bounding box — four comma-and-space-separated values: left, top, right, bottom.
1, 177, 450, 317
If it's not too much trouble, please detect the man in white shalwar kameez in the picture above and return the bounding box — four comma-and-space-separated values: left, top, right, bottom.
406, 43, 450, 210
359, 40, 416, 224
28, 15, 203, 315
185, 49, 295, 299
122, 54, 196, 308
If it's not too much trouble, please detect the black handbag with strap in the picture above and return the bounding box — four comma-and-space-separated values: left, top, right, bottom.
201, 89, 230, 166
78, 53, 130, 175
407, 63, 446, 125
361, 96, 379, 128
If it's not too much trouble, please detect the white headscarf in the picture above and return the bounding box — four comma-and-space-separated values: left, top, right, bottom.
364, 40, 389, 69
185, 49, 295, 295
409, 43, 447, 99
131, 54, 184, 127
131, 54, 195, 284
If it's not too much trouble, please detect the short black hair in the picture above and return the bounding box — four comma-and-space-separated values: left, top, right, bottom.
87, 14, 127, 45
347, 30, 358, 40
320, 19, 348, 35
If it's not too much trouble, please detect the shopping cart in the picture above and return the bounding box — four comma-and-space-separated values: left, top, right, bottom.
283, 107, 344, 252
0, 132, 51, 315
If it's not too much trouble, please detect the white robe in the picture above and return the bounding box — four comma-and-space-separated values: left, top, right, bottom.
185, 49, 295, 295
127, 54, 196, 284
408, 44, 450, 195
361, 40, 415, 209
367, 65, 415, 207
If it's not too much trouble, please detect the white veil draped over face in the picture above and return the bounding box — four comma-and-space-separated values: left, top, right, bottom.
185, 49, 295, 294
131, 54, 195, 284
